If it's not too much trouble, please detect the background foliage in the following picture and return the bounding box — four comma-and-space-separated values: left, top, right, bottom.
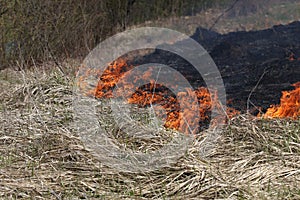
0, 0, 231, 68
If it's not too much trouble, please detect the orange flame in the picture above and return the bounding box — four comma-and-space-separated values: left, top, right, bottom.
264, 82, 300, 119
93, 59, 133, 98
79, 59, 240, 134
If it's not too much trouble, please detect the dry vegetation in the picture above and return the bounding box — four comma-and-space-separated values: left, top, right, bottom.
0, 65, 299, 199
0, 0, 231, 68
134, 0, 300, 35
1, 1, 300, 199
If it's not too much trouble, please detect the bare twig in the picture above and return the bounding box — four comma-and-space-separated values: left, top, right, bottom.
246, 66, 268, 114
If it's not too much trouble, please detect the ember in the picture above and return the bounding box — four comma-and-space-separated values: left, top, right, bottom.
289, 53, 296, 61
263, 82, 300, 119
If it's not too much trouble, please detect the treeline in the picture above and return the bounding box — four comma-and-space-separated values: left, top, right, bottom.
0, 0, 231, 68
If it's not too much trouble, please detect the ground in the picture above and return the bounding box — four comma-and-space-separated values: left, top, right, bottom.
1, 1, 300, 199
0, 60, 299, 200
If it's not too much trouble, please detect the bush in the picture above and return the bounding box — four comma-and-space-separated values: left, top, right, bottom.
0, 0, 231, 68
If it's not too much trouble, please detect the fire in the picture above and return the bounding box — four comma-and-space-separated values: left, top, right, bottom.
79, 59, 240, 134
263, 82, 300, 119
94, 59, 133, 98
77, 58, 300, 135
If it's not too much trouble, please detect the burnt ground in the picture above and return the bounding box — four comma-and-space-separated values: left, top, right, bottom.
130, 21, 300, 114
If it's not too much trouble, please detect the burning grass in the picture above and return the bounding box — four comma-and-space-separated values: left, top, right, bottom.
264, 82, 300, 119
79, 59, 240, 135
0, 66, 300, 199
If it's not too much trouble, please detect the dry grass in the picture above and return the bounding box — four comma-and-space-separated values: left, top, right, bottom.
0, 66, 300, 199
133, 1, 300, 35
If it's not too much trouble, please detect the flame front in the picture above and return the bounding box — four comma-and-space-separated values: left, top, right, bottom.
264, 82, 300, 119
79, 59, 240, 134
77, 58, 300, 135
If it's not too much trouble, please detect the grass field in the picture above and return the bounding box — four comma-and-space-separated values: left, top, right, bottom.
0, 63, 299, 199
1, 1, 300, 199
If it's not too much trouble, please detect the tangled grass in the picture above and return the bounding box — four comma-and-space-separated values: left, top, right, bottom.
0, 66, 299, 199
